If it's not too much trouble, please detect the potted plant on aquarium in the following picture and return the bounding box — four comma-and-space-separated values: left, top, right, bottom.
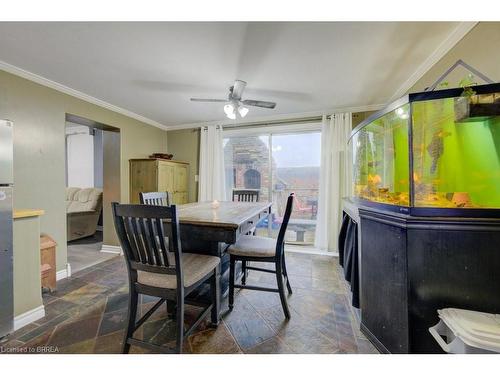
454, 74, 500, 122
454, 74, 477, 122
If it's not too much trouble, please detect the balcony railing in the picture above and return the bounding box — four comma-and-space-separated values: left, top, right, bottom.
254, 187, 319, 245
272, 188, 319, 219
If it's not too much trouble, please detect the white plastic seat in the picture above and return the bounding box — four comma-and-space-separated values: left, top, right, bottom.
429, 308, 500, 354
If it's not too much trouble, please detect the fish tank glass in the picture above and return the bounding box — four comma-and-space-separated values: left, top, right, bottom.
349, 83, 500, 215
351, 104, 410, 207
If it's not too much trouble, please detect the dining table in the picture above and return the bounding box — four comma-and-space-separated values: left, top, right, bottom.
176, 200, 272, 310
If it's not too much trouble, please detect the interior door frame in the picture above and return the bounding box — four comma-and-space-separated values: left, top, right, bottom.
64, 113, 121, 251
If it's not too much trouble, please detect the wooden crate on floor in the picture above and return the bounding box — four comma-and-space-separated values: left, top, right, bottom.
40, 234, 57, 292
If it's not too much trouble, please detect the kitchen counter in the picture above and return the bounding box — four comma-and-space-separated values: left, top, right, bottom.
13, 208, 45, 219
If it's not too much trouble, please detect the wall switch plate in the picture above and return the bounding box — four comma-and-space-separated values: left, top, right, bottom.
194, 174, 199, 182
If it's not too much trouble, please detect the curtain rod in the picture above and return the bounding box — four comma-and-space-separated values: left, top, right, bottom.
222, 116, 322, 130
221, 112, 363, 130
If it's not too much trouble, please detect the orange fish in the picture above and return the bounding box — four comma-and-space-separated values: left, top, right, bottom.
368, 174, 382, 185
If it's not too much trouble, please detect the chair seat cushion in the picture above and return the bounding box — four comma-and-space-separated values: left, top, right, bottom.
228, 235, 276, 258
137, 253, 220, 289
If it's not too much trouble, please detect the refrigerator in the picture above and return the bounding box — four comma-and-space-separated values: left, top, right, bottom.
0, 119, 13, 338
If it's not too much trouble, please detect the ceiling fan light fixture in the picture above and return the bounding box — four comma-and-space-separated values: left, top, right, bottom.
191, 80, 275, 120
223, 103, 235, 117
238, 105, 249, 118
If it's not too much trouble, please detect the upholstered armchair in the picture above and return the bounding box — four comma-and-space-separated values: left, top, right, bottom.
66, 187, 103, 242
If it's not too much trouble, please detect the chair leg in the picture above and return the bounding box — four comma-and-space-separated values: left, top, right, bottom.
122, 288, 139, 354
282, 253, 293, 295
210, 268, 220, 325
167, 300, 177, 318
229, 256, 235, 310
275, 259, 291, 319
176, 298, 184, 354
241, 260, 247, 285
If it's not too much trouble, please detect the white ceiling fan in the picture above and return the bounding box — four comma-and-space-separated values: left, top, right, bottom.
190, 80, 276, 119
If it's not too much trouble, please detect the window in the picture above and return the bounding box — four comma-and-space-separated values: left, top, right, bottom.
224, 126, 321, 248
224, 135, 271, 202
244, 169, 261, 189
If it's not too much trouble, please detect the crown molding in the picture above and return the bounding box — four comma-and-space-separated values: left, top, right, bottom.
0, 60, 169, 131
388, 21, 478, 102
165, 103, 385, 131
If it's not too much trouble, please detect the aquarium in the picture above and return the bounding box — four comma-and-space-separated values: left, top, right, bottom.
349, 83, 500, 215
351, 104, 410, 207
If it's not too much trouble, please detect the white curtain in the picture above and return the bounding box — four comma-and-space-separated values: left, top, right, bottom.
314, 112, 353, 252
198, 125, 226, 201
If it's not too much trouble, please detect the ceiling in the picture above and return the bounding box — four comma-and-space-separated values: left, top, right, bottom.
0, 22, 469, 129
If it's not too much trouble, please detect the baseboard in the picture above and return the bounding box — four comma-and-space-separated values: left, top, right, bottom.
56, 263, 72, 281
14, 305, 45, 331
285, 246, 338, 257
100, 244, 123, 255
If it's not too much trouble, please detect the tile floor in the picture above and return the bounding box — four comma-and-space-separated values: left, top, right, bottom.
67, 231, 117, 273
0, 252, 377, 354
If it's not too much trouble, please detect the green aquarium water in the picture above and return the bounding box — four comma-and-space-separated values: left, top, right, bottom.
412, 95, 500, 208
350, 89, 500, 209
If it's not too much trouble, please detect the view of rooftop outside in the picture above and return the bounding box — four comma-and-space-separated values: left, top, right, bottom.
224, 131, 321, 247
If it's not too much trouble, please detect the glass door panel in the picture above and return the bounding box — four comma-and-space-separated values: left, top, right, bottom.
223, 135, 271, 202
269, 132, 321, 245
223, 131, 321, 248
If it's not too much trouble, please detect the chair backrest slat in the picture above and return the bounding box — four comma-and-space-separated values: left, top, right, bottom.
275, 193, 295, 257
140, 191, 171, 207
155, 216, 170, 266
123, 216, 142, 262
112, 203, 182, 278
146, 218, 162, 265
232, 189, 259, 203
131, 217, 149, 264
139, 217, 158, 265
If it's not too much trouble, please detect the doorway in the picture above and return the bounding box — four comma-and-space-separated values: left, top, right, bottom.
64, 114, 121, 273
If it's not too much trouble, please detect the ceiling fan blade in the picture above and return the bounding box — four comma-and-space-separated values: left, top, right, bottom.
190, 98, 227, 103
231, 80, 247, 100
242, 99, 276, 109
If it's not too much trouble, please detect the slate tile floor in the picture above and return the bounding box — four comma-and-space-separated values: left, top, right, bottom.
0, 252, 377, 354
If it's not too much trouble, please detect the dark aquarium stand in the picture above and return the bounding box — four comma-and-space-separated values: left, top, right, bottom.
344, 200, 500, 354
340, 83, 500, 353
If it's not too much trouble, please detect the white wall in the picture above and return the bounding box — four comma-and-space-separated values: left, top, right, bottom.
66, 124, 94, 188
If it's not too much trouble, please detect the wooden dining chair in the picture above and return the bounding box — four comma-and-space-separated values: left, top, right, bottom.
140, 191, 176, 318
232, 189, 260, 202
227, 193, 294, 319
139, 191, 171, 206
233, 189, 260, 236
112, 202, 220, 353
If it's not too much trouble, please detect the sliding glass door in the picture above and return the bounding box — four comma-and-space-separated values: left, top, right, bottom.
223, 135, 271, 203
224, 128, 321, 248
